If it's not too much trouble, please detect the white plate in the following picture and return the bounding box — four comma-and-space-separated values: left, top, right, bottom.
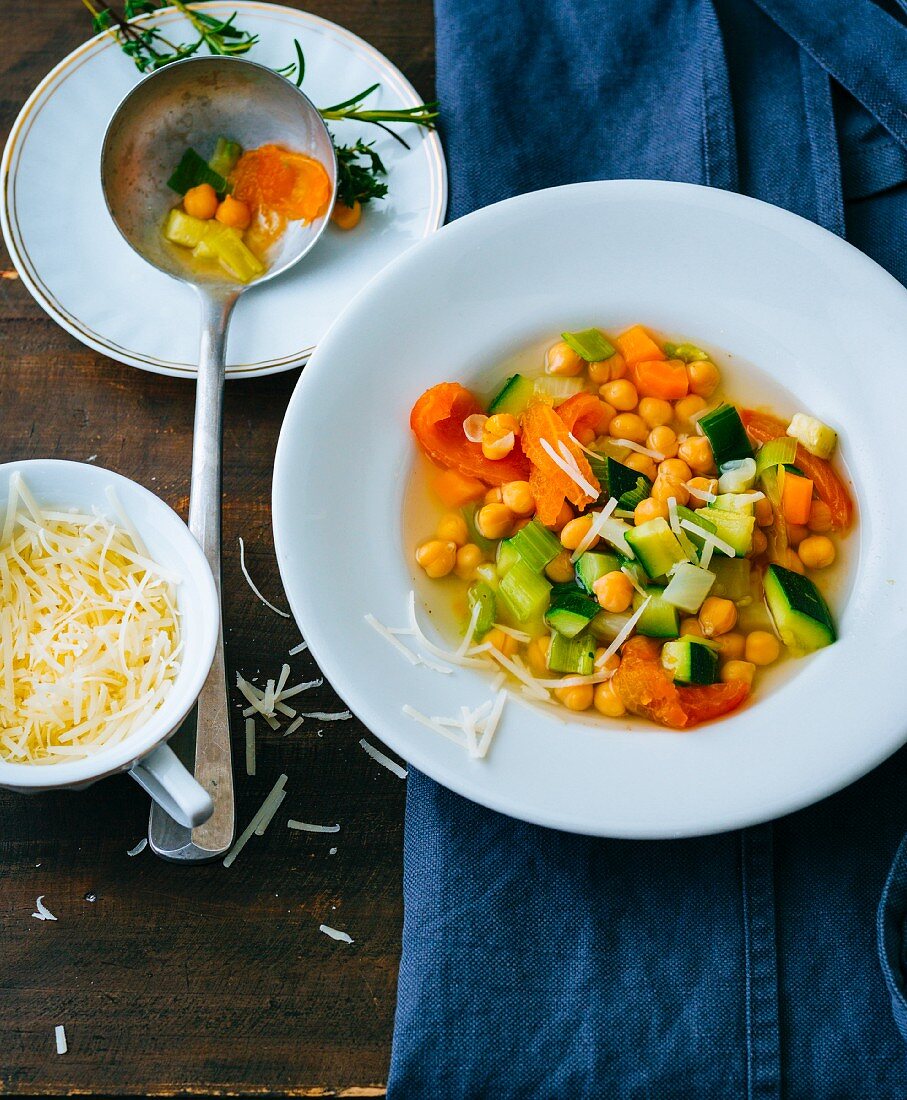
273, 180, 907, 838
1, 2, 446, 378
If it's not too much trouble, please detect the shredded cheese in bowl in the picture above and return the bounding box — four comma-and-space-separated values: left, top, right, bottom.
0, 474, 182, 765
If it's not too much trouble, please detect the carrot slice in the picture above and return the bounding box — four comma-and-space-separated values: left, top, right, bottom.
556, 393, 613, 439
614, 636, 750, 729
781, 470, 814, 525
431, 469, 487, 508
630, 358, 690, 400
520, 402, 600, 524
741, 409, 853, 529
411, 383, 530, 485
615, 325, 666, 366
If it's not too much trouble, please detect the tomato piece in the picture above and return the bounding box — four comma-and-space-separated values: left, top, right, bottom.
410, 383, 530, 485
556, 393, 613, 439
740, 409, 853, 530
613, 637, 689, 729
520, 402, 600, 524
614, 637, 750, 728
677, 681, 750, 725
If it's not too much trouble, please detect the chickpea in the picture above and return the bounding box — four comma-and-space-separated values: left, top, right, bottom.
485, 628, 519, 657
687, 359, 720, 397
745, 631, 781, 666
415, 539, 457, 579
807, 499, 834, 533
526, 635, 551, 676
574, 425, 597, 446
634, 498, 669, 525
502, 480, 535, 516
688, 476, 719, 498
331, 199, 362, 230
601, 379, 638, 412
624, 453, 658, 481
677, 435, 714, 473
658, 457, 693, 483
546, 340, 585, 376
512, 517, 531, 533
787, 523, 808, 547
215, 194, 252, 229
748, 528, 768, 557
476, 503, 514, 540
699, 596, 737, 637
594, 649, 621, 673
798, 535, 835, 570
609, 413, 648, 444
651, 476, 689, 507
680, 617, 704, 637
593, 571, 634, 613
720, 659, 756, 687
549, 500, 575, 531
647, 425, 678, 458
437, 512, 469, 546
674, 394, 708, 422
593, 680, 626, 717
606, 354, 628, 380
638, 397, 674, 428
482, 413, 519, 460
555, 683, 594, 711
560, 514, 598, 551
484, 486, 503, 504
454, 543, 484, 580
588, 358, 612, 385
713, 632, 745, 659
755, 496, 774, 527
545, 549, 576, 583
183, 182, 219, 220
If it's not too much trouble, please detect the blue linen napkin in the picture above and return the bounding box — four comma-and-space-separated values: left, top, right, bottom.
388, 2, 907, 1095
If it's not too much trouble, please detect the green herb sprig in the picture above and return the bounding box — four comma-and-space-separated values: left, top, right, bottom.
82, 0, 439, 207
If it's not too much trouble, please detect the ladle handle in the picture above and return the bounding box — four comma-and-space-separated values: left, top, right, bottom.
148, 288, 238, 860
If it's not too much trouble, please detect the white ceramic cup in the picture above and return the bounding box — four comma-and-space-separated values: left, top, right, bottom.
0, 460, 219, 826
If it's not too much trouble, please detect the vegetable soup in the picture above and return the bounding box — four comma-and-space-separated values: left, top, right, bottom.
407, 325, 854, 730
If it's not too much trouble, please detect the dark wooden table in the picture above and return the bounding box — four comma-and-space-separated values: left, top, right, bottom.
0, 2, 434, 1093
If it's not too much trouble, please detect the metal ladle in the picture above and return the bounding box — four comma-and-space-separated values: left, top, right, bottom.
101, 57, 337, 861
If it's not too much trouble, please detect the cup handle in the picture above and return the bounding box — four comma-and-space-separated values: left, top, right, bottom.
129, 744, 214, 828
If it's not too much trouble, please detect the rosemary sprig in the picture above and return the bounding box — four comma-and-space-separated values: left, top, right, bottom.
83, 1, 439, 202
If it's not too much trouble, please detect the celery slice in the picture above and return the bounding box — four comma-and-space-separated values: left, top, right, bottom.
505, 519, 562, 573
548, 630, 595, 675
498, 559, 552, 623
561, 327, 615, 362
754, 436, 797, 477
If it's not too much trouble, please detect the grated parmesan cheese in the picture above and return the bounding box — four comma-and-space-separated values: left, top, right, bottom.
237, 536, 290, 618
319, 923, 353, 944
359, 738, 407, 778
539, 439, 598, 499
245, 717, 256, 776
126, 838, 147, 857
55, 1025, 67, 1055
223, 774, 288, 867
610, 438, 666, 460
32, 895, 57, 921
0, 476, 181, 766
287, 820, 340, 833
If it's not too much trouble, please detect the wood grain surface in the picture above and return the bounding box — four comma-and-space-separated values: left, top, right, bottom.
0, 1, 435, 1093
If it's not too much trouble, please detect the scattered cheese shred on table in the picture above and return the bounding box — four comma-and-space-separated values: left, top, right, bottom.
288, 640, 308, 656
32, 895, 57, 921
237, 536, 290, 618
287, 820, 340, 833
359, 739, 407, 779
319, 923, 353, 944
0, 474, 181, 764
54, 1025, 67, 1055
296, 710, 352, 722
223, 774, 288, 868
126, 838, 147, 857
245, 717, 256, 776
